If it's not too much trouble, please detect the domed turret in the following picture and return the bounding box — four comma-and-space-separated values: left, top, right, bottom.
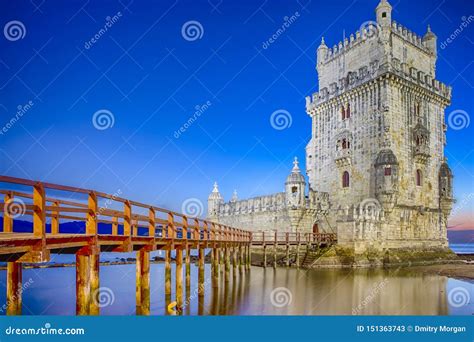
317, 37, 328, 71
423, 25, 437, 56
285, 157, 306, 208
376, 0, 392, 28
439, 162, 454, 216
207, 182, 224, 218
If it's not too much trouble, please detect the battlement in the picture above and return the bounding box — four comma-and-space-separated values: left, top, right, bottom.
391, 21, 431, 53
217, 192, 287, 216
306, 59, 451, 111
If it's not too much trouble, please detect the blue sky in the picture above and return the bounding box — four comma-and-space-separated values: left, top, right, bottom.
0, 0, 473, 226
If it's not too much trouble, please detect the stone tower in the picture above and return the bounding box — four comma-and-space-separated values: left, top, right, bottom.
207, 182, 223, 220
305, 0, 454, 255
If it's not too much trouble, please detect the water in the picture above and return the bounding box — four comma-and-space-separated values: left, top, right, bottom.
450, 243, 474, 254
0, 263, 472, 316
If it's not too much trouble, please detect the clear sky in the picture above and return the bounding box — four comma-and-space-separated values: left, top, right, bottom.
1, 0, 473, 229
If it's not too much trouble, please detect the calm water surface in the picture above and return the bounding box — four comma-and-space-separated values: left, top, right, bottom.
0, 262, 472, 316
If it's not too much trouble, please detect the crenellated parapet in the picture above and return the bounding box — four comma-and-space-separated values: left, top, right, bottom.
306, 59, 451, 112
217, 192, 287, 217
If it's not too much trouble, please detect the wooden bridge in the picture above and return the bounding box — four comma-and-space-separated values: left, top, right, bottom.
0, 175, 337, 316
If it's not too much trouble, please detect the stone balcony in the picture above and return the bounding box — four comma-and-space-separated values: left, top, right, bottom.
413, 144, 430, 163
335, 149, 352, 167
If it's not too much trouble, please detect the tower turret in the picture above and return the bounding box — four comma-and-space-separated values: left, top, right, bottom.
376, 0, 392, 28
285, 157, 306, 208
207, 182, 224, 218
423, 25, 437, 57
316, 37, 328, 72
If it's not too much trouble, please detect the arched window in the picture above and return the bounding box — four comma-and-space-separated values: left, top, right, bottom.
416, 169, 422, 186
346, 103, 351, 118
341, 106, 345, 120
342, 171, 350, 188
342, 138, 347, 149
384, 167, 391, 176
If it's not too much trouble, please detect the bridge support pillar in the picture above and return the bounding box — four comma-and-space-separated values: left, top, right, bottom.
89, 254, 100, 315
212, 247, 219, 287
263, 245, 267, 268
247, 245, 251, 269
273, 244, 277, 268
6, 262, 22, 315
296, 244, 300, 268
185, 245, 191, 290
224, 247, 230, 282
165, 249, 171, 295
136, 249, 150, 315
232, 247, 237, 278
175, 248, 183, 309
198, 248, 205, 295
286, 244, 290, 267
76, 254, 91, 315
239, 246, 244, 273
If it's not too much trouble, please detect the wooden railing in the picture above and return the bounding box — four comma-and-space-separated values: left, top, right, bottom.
251, 231, 337, 245
0, 175, 251, 244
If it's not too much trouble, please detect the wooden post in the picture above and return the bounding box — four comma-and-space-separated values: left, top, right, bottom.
89, 254, 100, 315
183, 217, 191, 290
239, 245, 244, 273
6, 262, 22, 315
132, 219, 138, 237
286, 233, 290, 267
198, 248, 205, 295
167, 213, 174, 238
225, 246, 230, 282
124, 201, 132, 236
212, 248, 219, 287
3, 192, 13, 233
175, 248, 183, 309
51, 201, 59, 234
232, 246, 237, 278
136, 250, 150, 315
148, 208, 155, 237
296, 232, 300, 268
76, 254, 91, 315
86, 192, 97, 235
33, 183, 46, 238
112, 217, 118, 236
165, 249, 171, 295
273, 230, 277, 268
263, 245, 267, 268
247, 245, 251, 269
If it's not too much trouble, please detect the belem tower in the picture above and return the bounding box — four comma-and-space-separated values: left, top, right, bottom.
207, 0, 455, 260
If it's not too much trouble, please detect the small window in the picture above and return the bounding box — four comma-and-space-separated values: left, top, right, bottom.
382, 12, 387, 18
291, 186, 298, 193
346, 103, 351, 118
342, 171, 350, 188
384, 167, 391, 176
341, 106, 345, 120
416, 169, 422, 186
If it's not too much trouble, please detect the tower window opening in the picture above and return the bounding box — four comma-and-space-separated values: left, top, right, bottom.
291, 186, 298, 193
342, 171, 350, 188
382, 12, 387, 18
416, 169, 422, 186
346, 103, 351, 118
341, 106, 345, 120
384, 167, 392, 176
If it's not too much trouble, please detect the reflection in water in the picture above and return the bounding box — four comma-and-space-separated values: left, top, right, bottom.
0, 264, 472, 315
